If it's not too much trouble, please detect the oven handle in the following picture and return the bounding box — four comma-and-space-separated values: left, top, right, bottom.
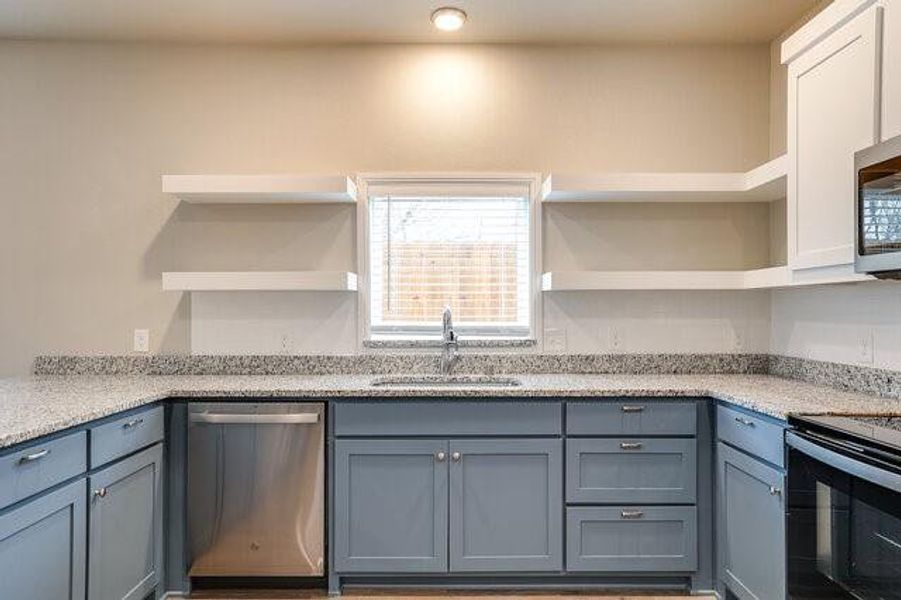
786, 431, 901, 494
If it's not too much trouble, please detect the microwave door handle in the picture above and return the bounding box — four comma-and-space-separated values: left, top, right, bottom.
787, 431, 901, 494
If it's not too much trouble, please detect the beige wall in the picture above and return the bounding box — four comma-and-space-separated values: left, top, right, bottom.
0, 40, 772, 374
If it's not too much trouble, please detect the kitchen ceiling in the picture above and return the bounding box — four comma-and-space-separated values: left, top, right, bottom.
0, 0, 827, 44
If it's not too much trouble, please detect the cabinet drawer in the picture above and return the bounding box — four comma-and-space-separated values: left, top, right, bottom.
716, 404, 785, 468
334, 401, 561, 437
0, 431, 87, 509
566, 438, 696, 504
567, 400, 696, 436
90, 405, 164, 468
566, 506, 697, 572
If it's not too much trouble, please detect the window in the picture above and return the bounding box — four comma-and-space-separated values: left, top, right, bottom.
364, 178, 536, 340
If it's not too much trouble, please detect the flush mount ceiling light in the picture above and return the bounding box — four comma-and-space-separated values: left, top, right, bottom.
431, 7, 467, 32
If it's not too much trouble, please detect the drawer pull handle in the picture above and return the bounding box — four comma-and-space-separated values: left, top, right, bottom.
734, 416, 756, 427
436, 451, 446, 462
93, 487, 108, 499
620, 442, 643, 450
621, 510, 644, 519
621, 406, 645, 413
122, 418, 144, 429
18, 449, 50, 464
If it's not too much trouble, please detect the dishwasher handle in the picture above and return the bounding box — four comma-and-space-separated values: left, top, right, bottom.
190, 412, 320, 425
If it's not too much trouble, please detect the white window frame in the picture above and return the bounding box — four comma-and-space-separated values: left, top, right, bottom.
356, 172, 543, 347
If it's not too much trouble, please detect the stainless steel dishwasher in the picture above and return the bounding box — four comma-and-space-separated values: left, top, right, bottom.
187, 402, 324, 578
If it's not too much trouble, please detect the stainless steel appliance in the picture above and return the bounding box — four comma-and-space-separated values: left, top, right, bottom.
787, 415, 901, 599
855, 133, 901, 277
187, 402, 324, 578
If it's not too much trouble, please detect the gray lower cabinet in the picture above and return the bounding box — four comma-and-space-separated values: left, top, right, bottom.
449, 439, 562, 572
334, 439, 449, 573
334, 437, 563, 574
717, 442, 785, 600
88, 443, 164, 600
566, 506, 697, 572
0, 478, 87, 600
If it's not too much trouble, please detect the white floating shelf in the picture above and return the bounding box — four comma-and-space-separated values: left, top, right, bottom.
162, 174, 357, 204
542, 267, 789, 291
542, 265, 875, 291
542, 155, 787, 203
162, 271, 358, 292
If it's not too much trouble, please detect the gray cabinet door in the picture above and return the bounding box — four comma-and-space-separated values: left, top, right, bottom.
717, 442, 785, 600
0, 479, 86, 600
88, 443, 163, 600
449, 439, 562, 572
334, 439, 449, 573
566, 438, 696, 504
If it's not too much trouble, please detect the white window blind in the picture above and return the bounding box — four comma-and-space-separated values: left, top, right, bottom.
368, 189, 531, 339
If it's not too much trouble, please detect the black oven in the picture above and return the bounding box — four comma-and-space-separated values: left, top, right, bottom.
787, 416, 901, 599
856, 133, 901, 277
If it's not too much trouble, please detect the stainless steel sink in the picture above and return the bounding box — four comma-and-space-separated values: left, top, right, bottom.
370, 375, 522, 388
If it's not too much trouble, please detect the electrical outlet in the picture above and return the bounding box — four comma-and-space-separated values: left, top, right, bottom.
280, 333, 292, 355
731, 329, 746, 353
858, 329, 874, 365
610, 326, 625, 353
544, 328, 566, 353
133, 329, 150, 353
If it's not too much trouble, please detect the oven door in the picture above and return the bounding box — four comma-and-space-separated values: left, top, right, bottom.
787, 431, 901, 599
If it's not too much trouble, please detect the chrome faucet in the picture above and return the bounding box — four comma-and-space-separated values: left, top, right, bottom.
440, 306, 459, 375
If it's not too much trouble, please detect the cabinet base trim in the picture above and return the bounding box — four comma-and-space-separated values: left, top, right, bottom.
335, 574, 692, 591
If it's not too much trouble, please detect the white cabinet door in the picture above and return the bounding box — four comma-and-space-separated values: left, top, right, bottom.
788, 6, 882, 271
881, 1, 901, 141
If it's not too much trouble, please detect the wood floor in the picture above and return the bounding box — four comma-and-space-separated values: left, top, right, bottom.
189, 592, 713, 599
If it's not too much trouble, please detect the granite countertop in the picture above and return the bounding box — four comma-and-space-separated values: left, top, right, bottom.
4, 373, 901, 449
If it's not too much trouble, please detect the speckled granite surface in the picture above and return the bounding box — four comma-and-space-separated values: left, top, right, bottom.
362, 339, 538, 349
4, 372, 901, 449
768, 354, 901, 400
33, 353, 769, 376
36, 353, 901, 400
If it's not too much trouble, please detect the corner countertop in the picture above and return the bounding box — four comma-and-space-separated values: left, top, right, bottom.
3, 373, 901, 449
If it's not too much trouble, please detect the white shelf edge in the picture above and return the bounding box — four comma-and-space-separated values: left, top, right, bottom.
162, 271, 358, 292
542, 154, 787, 203
541, 265, 872, 291
541, 270, 748, 291
162, 174, 357, 204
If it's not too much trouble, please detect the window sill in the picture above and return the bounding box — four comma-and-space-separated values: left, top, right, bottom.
363, 338, 537, 350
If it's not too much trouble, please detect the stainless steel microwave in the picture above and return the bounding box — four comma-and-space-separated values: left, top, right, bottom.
856, 133, 901, 278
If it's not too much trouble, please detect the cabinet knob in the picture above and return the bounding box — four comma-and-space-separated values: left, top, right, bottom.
93, 487, 108, 499
451, 451, 462, 462
436, 451, 446, 462
769, 486, 782, 496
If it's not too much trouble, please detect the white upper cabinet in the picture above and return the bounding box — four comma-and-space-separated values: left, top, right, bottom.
785, 2, 883, 272
881, 2, 901, 140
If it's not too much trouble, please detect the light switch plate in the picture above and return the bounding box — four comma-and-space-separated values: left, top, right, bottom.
133, 329, 150, 353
